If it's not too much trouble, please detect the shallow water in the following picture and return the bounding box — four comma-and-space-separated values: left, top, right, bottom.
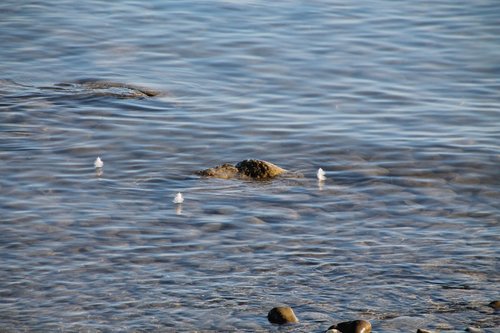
0, 1, 499, 332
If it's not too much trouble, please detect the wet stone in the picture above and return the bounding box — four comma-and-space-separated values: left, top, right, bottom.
197, 159, 286, 180
465, 327, 482, 333
196, 163, 239, 179
417, 329, 434, 333
236, 159, 286, 179
327, 320, 372, 333
267, 306, 299, 325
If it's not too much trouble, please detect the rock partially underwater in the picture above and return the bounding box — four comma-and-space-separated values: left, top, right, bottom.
196, 163, 239, 179
0, 79, 162, 99
267, 306, 299, 325
37, 79, 162, 99
76, 80, 161, 98
197, 159, 289, 180
327, 320, 372, 333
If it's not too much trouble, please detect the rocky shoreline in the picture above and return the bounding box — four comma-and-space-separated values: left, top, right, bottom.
266, 301, 499, 332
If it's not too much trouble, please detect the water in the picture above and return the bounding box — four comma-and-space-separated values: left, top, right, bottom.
1, 1, 499, 332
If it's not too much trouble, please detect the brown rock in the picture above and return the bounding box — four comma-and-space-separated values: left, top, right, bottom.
235, 159, 286, 179
197, 159, 286, 180
417, 329, 434, 333
488, 300, 500, 310
196, 163, 239, 179
327, 320, 371, 333
267, 306, 299, 324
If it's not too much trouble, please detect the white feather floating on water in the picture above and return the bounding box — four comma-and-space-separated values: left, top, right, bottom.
94, 157, 104, 168
173, 192, 184, 204
317, 168, 326, 181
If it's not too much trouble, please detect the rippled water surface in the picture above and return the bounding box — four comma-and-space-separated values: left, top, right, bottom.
1, 1, 499, 332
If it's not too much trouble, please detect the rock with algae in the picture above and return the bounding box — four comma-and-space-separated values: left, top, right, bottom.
196, 163, 239, 179
236, 159, 286, 179
197, 159, 288, 180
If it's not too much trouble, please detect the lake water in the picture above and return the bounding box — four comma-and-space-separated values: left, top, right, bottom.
0, 1, 499, 332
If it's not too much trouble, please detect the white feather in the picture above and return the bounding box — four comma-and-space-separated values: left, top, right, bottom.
173, 192, 184, 204
317, 168, 326, 181
94, 157, 104, 168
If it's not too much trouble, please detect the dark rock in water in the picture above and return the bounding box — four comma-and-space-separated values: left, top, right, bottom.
197, 159, 286, 180
327, 320, 371, 333
236, 159, 286, 179
465, 327, 482, 333
267, 306, 299, 324
488, 300, 500, 310
196, 163, 239, 179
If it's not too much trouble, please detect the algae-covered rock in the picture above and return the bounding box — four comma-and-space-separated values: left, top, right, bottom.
327, 320, 372, 333
267, 306, 299, 324
196, 163, 239, 179
235, 159, 286, 179
197, 159, 287, 180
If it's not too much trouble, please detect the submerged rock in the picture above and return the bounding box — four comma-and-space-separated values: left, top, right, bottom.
327, 320, 371, 333
47, 80, 162, 98
77, 80, 161, 97
196, 163, 239, 179
267, 306, 299, 324
197, 159, 287, 180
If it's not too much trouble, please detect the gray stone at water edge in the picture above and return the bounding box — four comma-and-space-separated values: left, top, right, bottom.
327, 320, 372, 333
267, 306, 299, 324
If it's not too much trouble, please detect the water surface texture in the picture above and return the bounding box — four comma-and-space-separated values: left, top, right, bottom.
1, 1, 499, 332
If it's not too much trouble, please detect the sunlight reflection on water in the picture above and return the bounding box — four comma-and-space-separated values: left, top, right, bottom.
0, 0, 499, 332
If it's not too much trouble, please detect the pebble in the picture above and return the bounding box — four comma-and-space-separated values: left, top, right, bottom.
465, 327, 482, 333
327, 320, 371, 333
416, 329, 434, 333
267, 306, 299, 325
